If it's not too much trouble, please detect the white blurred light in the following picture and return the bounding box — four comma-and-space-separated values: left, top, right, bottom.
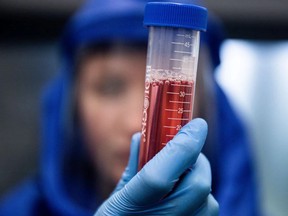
216, 39, 288, 216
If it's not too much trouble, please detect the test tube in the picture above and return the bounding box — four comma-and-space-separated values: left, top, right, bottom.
139, 2, 208, 170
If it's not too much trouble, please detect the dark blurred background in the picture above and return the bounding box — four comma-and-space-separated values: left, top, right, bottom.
0, 0, 288, 215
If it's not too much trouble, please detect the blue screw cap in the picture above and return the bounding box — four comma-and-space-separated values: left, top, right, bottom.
144, 2, 208, 31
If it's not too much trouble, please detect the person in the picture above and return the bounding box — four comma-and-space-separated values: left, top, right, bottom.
0, 0, 258, 215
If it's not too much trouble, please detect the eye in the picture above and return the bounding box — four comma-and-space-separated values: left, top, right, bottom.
95, 76, 127, 97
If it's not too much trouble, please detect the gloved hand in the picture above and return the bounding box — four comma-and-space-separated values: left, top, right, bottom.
95, 118, 219, 215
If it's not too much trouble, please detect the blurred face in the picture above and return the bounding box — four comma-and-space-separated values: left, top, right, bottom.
76, 46, 146, 197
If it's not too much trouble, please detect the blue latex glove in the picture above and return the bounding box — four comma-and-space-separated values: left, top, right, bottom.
95, 118, 219, 215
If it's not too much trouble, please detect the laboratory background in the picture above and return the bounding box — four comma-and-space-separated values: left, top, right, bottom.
0, 0, 287, 215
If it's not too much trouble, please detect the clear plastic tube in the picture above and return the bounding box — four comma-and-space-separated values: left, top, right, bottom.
139, 23, 202, 170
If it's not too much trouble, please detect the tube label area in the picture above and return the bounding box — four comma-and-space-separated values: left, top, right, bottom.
141, 78, 150, 144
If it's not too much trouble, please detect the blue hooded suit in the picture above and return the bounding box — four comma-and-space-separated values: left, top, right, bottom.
0, 0, 258, 215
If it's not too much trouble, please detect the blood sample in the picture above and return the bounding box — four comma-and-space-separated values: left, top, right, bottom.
139, 79, 195, 169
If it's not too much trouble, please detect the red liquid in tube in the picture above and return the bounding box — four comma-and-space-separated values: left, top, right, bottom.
139, 79, 195, 170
